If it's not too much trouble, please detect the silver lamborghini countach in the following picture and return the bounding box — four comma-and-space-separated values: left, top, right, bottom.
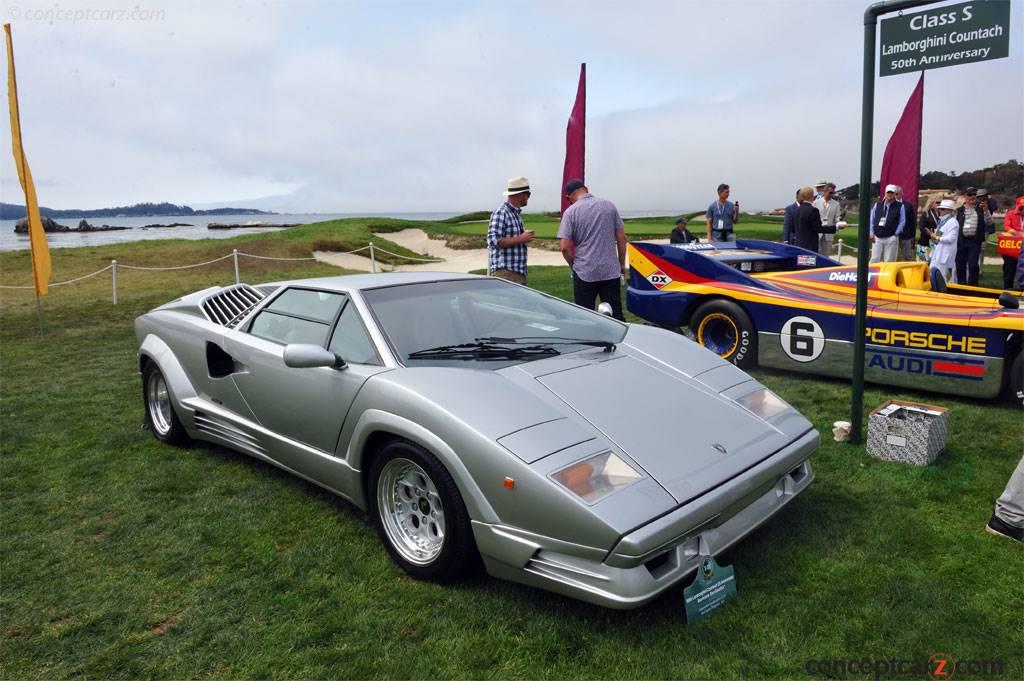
135, 272, 817, 609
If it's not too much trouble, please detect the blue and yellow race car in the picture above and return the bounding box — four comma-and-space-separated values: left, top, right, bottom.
627, 240, 1024, 404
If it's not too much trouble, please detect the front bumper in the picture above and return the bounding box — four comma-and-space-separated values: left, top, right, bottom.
473, 428, 818, 609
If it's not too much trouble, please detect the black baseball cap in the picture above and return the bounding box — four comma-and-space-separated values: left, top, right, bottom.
564, 179, 585, 196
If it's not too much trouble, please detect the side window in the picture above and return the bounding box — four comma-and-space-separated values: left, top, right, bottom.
328, 302, 381, 365
249, 289, 344, 346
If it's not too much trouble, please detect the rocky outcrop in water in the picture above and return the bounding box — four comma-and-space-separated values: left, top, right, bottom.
13, 217, 130, 233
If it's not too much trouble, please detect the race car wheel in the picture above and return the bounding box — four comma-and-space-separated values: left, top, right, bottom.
370, 440, 476, 582
1008, 351, 1023, 408
142, 362, 190, 446
691, 300, 757, 369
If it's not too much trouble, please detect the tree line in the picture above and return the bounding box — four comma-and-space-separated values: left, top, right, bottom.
839, 159, 1022, 205
0, 201, 271, 220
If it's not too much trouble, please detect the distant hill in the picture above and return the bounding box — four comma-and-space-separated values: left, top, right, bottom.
839, 159, 1023, 205
0, 201, 274, 220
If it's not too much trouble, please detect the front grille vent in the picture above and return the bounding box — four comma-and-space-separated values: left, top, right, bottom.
201, 284, 266, 327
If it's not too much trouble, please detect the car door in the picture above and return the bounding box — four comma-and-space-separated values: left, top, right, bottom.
226, 287, 388, 476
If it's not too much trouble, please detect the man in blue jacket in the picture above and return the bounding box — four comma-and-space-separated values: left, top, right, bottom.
869, 184, 905, 263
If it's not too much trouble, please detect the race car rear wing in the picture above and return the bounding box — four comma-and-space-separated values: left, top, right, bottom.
628, 240, 839, 292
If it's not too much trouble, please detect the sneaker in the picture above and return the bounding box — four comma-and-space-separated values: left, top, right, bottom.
986, 514, 1024, 543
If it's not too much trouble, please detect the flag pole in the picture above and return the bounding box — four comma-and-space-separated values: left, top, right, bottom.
35, 295, 45, 334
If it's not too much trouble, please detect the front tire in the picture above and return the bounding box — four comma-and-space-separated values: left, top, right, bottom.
690, 299, 758, 369
142, 362, 190, 446
369, 440, 476, 582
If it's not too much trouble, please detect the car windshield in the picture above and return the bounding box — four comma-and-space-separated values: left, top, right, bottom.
362, 278, 627, 368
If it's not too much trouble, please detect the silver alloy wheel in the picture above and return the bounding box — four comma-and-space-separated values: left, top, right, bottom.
146, 370, 174, 436
377, 457, 446, 565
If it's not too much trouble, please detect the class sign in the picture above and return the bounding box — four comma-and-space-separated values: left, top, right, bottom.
879, 0, 1011, 77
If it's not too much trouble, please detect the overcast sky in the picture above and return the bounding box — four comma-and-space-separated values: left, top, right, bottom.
1, 0, 1021, 213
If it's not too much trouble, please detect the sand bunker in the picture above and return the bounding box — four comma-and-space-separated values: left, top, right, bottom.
314, 228, 956, 273
315, 229, 591, 273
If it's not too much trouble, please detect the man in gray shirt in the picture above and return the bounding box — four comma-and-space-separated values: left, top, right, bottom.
558, 179, 628, 320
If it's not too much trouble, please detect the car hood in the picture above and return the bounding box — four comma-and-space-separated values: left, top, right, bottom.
373, 325, 807, 506
524, 341, 797, 505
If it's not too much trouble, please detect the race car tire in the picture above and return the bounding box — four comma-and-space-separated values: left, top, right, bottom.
691, 299, 757, 369
142, 362, 191, 446
1008, 351, 1023, 408
370, 440, 477, 582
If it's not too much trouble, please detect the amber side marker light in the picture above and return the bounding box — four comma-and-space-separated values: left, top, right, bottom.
503, 477, 515, 490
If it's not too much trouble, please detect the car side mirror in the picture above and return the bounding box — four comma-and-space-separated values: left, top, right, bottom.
283, 344, 347, 369
998, 292, 1020, 310
597, 302, 614, 317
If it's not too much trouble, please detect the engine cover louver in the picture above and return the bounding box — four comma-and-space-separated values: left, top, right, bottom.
200, 284, 266, 327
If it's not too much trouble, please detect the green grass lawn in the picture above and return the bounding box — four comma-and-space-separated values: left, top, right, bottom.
1, 222, 1021, 679
432, 212, 790, 242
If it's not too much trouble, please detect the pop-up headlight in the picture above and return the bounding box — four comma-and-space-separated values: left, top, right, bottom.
552, 452, 642, 504
736, 387, 790, 420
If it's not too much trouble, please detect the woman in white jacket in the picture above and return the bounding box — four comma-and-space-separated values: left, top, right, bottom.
926, 199, 959, 290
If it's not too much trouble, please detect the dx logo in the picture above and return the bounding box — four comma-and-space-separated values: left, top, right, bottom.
647, 270, 671, 289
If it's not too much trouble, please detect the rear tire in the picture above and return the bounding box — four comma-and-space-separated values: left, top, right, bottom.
142, 362, 190, 446
690, 300, 758, 369
369, 440, 476, 582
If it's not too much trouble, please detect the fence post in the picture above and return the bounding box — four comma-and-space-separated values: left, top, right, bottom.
111, 260, 118, 305
233, 249, 240, 284
369, 242, 377, 273
837, 239, 844, 259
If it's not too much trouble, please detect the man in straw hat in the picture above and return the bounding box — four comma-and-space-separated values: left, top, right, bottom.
487, 176, 535, 285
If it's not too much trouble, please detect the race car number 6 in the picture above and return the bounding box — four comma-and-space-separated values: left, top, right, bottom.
780, 316, 825, 362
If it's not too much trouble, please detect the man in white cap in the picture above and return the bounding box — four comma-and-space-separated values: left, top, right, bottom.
925, 198, 959, 290
869, 184, 906, 263
487, 176, 535, 285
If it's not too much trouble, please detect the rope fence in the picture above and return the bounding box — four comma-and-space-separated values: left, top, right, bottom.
0, 242, 437, 303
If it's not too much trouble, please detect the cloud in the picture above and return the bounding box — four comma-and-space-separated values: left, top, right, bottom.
1, 0, 1020, 213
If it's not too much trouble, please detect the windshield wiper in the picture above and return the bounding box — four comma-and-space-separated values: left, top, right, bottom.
476, 336, 617, 352
407, 341, 560, 361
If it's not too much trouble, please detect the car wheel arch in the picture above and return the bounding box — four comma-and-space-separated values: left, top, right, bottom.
347, 409, 500, 524
138, 334, 199, 406
683, 294, 754, 328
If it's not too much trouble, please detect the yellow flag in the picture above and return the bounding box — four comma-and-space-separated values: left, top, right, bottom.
5, 23, 51, 296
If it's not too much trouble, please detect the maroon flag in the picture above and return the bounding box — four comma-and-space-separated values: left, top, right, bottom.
561, 63, 585, 215
879, 72, 924, 209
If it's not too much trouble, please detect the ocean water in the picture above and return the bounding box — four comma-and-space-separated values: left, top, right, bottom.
0, 212, 460, 252
0, 209, 685, 252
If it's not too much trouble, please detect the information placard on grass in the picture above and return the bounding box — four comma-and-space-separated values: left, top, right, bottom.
879, 0, 1011, 76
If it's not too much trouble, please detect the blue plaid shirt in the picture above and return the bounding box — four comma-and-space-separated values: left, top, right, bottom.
487, 202, 527, 275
